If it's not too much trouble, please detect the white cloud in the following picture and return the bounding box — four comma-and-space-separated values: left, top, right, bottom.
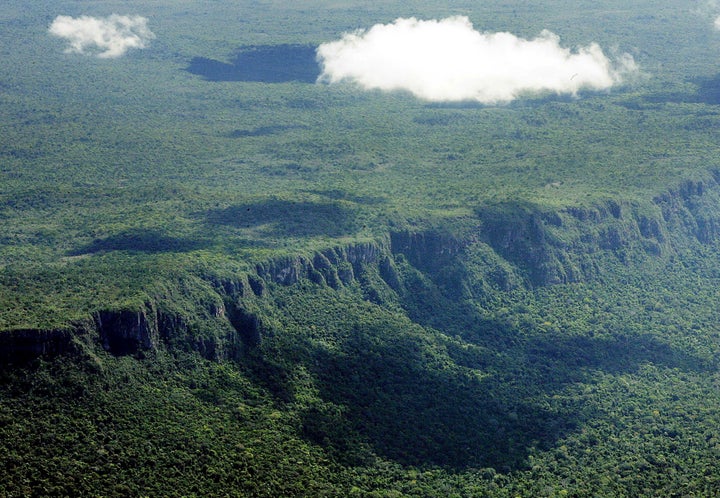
49, 14, 155, 58
316, 16, 637, 104
715, 16, 720, 29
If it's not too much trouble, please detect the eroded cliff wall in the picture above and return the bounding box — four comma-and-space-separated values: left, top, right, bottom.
4, 173, 720, 363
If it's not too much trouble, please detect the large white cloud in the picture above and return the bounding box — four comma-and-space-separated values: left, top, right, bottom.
49, 14, 155, 58
317, 16, 637, 103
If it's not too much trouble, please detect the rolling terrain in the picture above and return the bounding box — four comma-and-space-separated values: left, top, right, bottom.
2, 1, 720, 496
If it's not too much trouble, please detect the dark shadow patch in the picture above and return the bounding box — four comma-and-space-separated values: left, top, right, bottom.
231, 241, 716, 472
620, 92, 688, 109
69, 229, 208, 255
227, 307, 262, 346
186, 44, 319, 83
691, 74, 720, 105
205, 199, 358, 238
322, 317, 712, 472
302, 324, 573, 470
316, 257, 713, 471
525, 333, 711, 379
620, 73, 720, 107
0, 329, 74, 367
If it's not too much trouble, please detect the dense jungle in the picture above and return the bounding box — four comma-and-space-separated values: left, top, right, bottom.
2, 1, 720, 496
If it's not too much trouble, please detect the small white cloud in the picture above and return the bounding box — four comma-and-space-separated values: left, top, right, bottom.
714, 16, 720, 29
49, 14, 155, 58
317, 16, 637, 104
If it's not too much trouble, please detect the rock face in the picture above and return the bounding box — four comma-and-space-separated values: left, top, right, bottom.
0, 328, 74, 365
227, 307, 262, 346
4, 173, 720, 364
478, 203, 574, 286
95, 309, 158, 356
389, 231, 462, 273
475, 175, 720, 287
254, 241, 385, 287
654, 176, 720, 244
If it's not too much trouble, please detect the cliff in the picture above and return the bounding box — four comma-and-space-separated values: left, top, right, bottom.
4, 172, 720, 363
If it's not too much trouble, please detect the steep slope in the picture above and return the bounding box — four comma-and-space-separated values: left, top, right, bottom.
2, 174, 720, 496
5, 170, 720, 358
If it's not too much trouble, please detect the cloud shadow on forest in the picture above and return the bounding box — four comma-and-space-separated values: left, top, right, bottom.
186, 44, 319, 83
293, 317, 712, 472
523, 332, 711, 379
282, 263, 714, 472
68, 229, 209, 255
204, 199, 358, 238
691, 73, 720, 105
297, 326, 573, 471
621, 73, 720, 108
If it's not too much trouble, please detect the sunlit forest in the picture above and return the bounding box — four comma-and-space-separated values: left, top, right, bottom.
2, 1, 720, 496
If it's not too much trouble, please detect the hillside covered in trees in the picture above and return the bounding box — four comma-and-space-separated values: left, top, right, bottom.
3, 1, 720, 496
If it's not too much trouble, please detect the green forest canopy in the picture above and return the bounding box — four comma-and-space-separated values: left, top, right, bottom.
3, 1, 720, 496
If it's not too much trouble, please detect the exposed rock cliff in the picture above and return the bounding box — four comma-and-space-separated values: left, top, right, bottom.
254, 241, 385, 288
475, 174, 720, 286
0, 328, 75, 365
95, 308, 159, 356
4, 173, 720, 364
